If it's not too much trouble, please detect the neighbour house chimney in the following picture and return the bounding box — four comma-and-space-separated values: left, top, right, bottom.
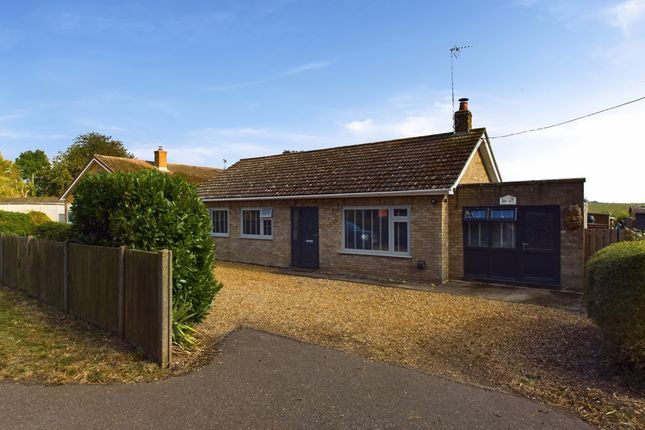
154, 146, 168, 172
453, 97, 472, 133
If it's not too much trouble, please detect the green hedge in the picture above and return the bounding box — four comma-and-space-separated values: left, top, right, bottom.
32, 222, 72, 241
71, 170, 222, 346
0, 210, 51, 236
586, 241, 645, 369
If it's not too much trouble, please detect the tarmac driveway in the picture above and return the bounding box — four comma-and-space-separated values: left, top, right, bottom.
0, 329, 594, 430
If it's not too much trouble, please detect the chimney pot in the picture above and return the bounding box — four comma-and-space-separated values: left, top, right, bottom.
154, 146, 168, 172
454, 97, 473, 133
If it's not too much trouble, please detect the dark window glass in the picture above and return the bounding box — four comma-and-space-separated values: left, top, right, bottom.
490, 222, 515, 248
490, 209, 516, 220
466, 222, 488, 247
464, 208, 487, 220
263, 219, 272, 236
524, 211, 555, 250
211, 210, 228, 234
243, 210, 260, 235
394, 222, 408, 253
393, 208, 408, 217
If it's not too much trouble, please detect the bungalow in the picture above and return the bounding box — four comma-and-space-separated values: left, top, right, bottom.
60, 147, 223, 222
198, 99, 586, 291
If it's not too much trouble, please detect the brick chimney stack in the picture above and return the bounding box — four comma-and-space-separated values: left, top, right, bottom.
453, 97, 472, 133
154, 146, 168, 172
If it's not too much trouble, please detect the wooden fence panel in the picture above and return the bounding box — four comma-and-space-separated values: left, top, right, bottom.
585, 228, 643, 262
0, 236, 172, 366
27, 239, 66, 311
124, 249, 172, 367
68, 243, 121, 333
1, 235, 23, 290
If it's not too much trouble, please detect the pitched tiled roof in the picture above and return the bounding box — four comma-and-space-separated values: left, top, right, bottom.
94, 155, 222, 185
199, 128, 486, 200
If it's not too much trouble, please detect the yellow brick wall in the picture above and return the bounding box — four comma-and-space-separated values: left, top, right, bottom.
459, 149, 491, 184
207, 195, 450, 284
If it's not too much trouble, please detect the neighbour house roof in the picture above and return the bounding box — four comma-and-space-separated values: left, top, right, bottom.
94, 155, 222, 184
199, 128, 500, 201
60, 154, 222, 200
630, 206, 645, 215
0, 197, 63, 204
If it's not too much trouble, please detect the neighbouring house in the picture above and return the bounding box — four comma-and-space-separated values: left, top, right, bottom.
587, 211, 614, 229
199, 98, 586, 291
60, 147, 223, 222
0, 197, 66, 222
628, 205, 645, 231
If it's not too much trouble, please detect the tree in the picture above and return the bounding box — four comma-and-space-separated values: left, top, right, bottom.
15, 150, 51, 196
47, 132, 133, 196
0, 152, 27, 197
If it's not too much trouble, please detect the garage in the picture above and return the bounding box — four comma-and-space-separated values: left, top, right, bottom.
462, 205, 561, 287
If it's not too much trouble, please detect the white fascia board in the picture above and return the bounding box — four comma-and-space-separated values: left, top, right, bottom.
59, 158, 112, 200
201, 188, 452, 202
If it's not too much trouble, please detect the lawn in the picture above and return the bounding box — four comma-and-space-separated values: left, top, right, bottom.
587, 201, 644, 217
0, 286, 167, 384
198, 261, 644, 430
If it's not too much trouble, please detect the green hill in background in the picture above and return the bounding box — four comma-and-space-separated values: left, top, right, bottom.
587, 202, 644, 218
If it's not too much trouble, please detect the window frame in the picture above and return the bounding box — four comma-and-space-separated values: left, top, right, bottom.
240, 207, 273, 240
463, 206, 518, 250
340, 206, 411, 257
209, 208, 229, 237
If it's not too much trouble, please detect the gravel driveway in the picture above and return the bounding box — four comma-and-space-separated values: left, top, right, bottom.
195, 261, 643, 430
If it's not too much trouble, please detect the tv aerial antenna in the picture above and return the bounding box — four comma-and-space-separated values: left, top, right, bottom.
450, 44, 472, 112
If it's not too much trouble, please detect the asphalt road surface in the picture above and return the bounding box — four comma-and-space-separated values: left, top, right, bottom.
0, 329, 595, 429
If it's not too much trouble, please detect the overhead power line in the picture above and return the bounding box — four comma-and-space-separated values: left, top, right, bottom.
489, 95, 645, 139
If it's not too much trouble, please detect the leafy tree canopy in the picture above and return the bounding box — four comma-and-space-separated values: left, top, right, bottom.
46, 132, 133, 197
15, 150, 50, 180
0, 152, 27, 197
15, 150, 51, 196
54, 132, 133, 179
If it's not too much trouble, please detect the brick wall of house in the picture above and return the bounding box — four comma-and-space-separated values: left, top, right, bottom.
459, 149, 492, 184
448, 178, 586, 291
207, 195, 450, 284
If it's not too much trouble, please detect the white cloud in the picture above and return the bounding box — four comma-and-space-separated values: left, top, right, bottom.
344, 119, 373, 132
281, 61, 333, 76
607, 0, 645, 34
209, 60, 333, 91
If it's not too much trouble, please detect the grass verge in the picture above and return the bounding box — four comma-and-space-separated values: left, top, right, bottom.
0, 286, 167, 384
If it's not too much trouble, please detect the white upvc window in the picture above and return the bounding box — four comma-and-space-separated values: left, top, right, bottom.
209, 208, 229, 237
241, 208, 273, 239
341, 206, 411, 257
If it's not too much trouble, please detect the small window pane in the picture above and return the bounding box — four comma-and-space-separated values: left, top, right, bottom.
490, 222, 515, 248
260, 208, 272, 218
464, 209, 487, 220
394, 222, 408, 253
490, 209, 516, 220
466, 222, 488, 247
393, 208, 408, 217
263, 219, 272, 236
243, 210, 260, 235
211, 210, 228, 234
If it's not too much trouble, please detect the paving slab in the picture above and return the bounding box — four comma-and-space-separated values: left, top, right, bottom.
0, 329, 594, 429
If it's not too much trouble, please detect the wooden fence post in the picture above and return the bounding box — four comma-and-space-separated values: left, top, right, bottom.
159, 249, 172, 368
63, 241, 69, 314
118, 245, 126, 338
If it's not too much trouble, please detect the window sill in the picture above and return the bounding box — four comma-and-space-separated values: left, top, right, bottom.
339, 250, 412, 259
240, 235, 273, 240
210, 233, 229, 238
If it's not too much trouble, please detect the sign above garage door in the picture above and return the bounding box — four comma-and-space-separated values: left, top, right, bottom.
499, 195, 517, 205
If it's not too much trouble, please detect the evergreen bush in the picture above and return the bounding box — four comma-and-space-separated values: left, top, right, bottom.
586, 241, 645, 369
71, 170, 221, 346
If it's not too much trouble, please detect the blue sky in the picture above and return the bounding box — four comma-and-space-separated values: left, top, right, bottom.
1, 0, 644, 201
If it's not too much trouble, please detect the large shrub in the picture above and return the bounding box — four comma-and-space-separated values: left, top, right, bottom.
586, 241, 645, 369
33, 222, 72, 241
0, 210, 50, 235
0, 210, 33, 235
71, 170, 221, 346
